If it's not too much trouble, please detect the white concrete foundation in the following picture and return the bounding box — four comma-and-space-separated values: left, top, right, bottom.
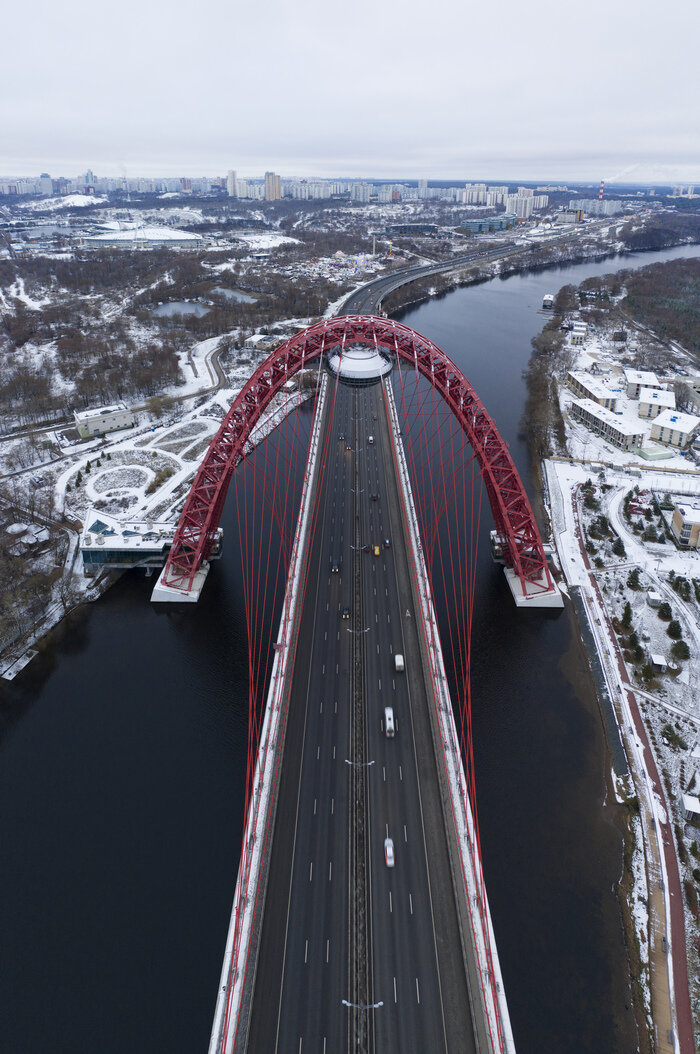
504, 566, 564, 608
151, 562, 210, 603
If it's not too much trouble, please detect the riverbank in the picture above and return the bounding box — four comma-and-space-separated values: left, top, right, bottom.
525, 254, 700, 1052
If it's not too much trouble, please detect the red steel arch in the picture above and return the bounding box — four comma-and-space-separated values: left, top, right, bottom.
159, 315, 554, 597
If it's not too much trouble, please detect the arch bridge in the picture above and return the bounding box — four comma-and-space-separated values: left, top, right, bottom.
151, 315, 561, 608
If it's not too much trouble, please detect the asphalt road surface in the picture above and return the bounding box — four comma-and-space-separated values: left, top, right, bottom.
246, 377, 477, 1053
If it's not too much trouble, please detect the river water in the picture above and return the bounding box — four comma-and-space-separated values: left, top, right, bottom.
1, 245, 698, 1054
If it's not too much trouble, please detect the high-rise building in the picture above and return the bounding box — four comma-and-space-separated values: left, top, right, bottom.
39, 173, 53, 196
264, 171, 282, 201
227, 169, 238, 197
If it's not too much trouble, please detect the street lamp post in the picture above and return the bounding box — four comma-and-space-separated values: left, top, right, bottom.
341, 998, 383, 1047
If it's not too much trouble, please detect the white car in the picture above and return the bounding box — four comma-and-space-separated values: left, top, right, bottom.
384, 837, 395, 868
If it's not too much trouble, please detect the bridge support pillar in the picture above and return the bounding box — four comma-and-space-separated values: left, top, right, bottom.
151, 562, 211, 603
503, 567, 564, 608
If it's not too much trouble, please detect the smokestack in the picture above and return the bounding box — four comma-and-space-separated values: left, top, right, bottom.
598, 179, 605, 202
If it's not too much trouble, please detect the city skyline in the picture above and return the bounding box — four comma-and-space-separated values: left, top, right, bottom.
2, 0, 698, 183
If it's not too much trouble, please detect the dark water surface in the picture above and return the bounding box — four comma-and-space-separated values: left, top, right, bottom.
1, 245, 698, 1053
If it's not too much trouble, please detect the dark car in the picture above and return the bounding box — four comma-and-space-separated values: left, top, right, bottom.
331, 560, 339, 573
370, 493, 378, 501
346, 444, 352, 451
341, 606, 350, 619
339, 432, 345, 441
361, 544, 370, 552
384, 538, 391, 549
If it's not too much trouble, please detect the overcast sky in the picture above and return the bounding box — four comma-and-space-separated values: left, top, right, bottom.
2, 0, 698, 183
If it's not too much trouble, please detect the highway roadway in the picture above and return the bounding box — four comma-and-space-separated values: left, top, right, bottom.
246, 376, 477, 1053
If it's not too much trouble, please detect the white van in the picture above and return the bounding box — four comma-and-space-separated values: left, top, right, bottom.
368, 435, 374, 445
384, 706, 395, 737
394, 654, 404, 673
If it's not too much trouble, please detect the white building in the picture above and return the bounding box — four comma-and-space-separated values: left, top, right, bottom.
82, 225, 203, 249
227, 170, 237, 197
637, 387, 676, 419
569, 399, 644, 450
623, 368, 662, 399
567, 372, 619, 410
74, 402, 134, 439
650, 409, 700, 449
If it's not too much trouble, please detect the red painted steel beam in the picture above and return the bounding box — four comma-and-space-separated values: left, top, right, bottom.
160, 316, 554, 597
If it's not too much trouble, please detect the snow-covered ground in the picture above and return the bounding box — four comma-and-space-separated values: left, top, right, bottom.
20, 195, 108, 211
233, 232, 300, 251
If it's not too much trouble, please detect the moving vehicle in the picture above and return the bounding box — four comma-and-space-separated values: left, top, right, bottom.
384, 537, 391, 549
331, 560, 339, 573
370, 493, 378, 501
341, 606, 350, 619
373, 545, 380, 557
384, 706, 395, 737
394, 654, 404, 672
368, 435, 374, 445
384, 837, 395, 868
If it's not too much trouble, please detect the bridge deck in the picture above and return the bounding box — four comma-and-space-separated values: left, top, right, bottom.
242, 379, 481, 1052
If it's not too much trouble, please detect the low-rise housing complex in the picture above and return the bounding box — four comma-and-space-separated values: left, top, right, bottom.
567, 371, 619, 410
638, 387, 676, 419
569, 398, 645, 451
649, 409, 700, 449
74, 403, 134, 438
671, 502, 700, 548
623, 368, 662, 399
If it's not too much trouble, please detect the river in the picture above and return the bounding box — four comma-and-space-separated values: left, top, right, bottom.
1, 244, 698, 1053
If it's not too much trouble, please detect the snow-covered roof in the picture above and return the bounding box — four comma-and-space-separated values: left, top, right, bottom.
328, 344, 392, 382
570, 398, 645, 437
676, 502, 700, 526
650, 653, 667, 666
75, 402, 129, 420
568, 372, 618, 401
623, 368, 660, 387
638, 387, 675, 407
653, 408, 700, 434
81, 508, 175, 552
84, 225, 202, 243
683, 794, 700, 815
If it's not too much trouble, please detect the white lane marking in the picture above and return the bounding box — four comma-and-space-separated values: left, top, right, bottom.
375, 613, 378, 623
404, 824, 408, 842
393, 976, 397, 1003
331, 798, 334, 815
322, 664, 325, 674
314, 798, 317, 815
299, 1038, 303, 1053
389, 890, 392, 913
326, 602, 329, 611
409, 893, 414, 915
399, 765, 403, 781
326, 939, 330, 963
392, 678, 396, 690
324, 631, 327, 641
383, 766, 386, 782
320, 700, 323, 713
378, 678, 382, 691
335, 699, 338, 713
376, 644, 380, 655
317, 746, 320, 760
333, 745, 336, 759
329, 860, 332, 881
385, 822, 389, 837
416, 978, 420, 1004
309, 862, 313, 882
337, 631, 340, 641
385, 588, 389, 596
304, 940, 308, 963
336, 663, 339, 674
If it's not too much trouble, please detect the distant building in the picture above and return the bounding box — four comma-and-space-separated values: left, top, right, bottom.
567, 372, 618, 410
227, 169, 237, 197
638, 387, 676, 419
568, 198, 622, 216
74, 402, 134, 439
264, 171, 282, 201
569, 398, 644, 450
650, 408, 700, 448
459, 214, 515, 233
350, 182, 371, 203
39, 172, 53, 196
623, 368, 662, 399
671, 501, 700, 548
81, 225, 203, 249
